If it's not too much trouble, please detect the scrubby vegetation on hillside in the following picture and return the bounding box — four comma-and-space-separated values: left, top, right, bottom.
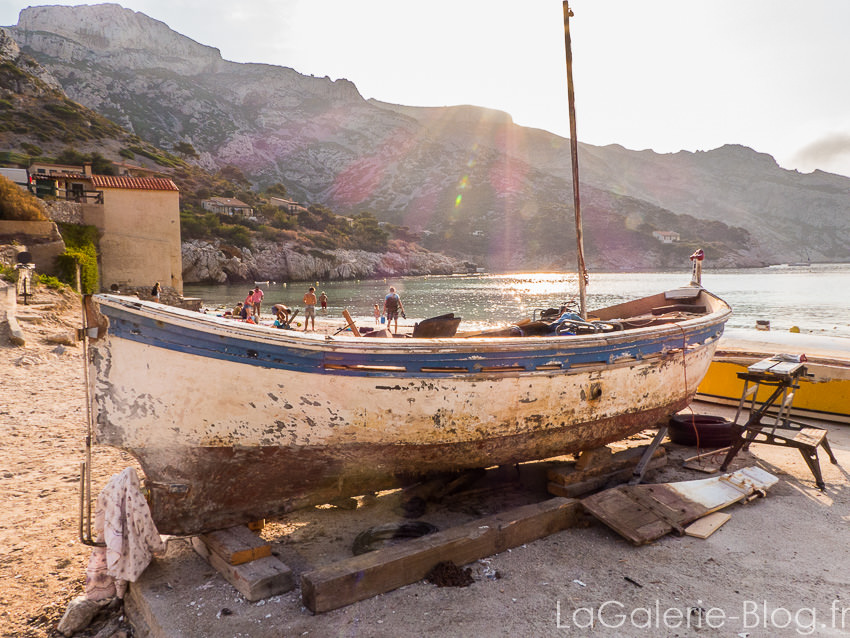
0, 175, 46, 221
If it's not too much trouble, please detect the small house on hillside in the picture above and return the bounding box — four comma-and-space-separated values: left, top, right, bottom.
652, 230, 680, 244
269, 196, 309, 215
28, 162, 101, 202
27, 164, 182, 293
201, 196, 254, 217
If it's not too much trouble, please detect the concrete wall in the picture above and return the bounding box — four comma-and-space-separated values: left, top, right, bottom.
0, 222, 66, 275
0, 220, 58, 239
82, 188, 183, 295
0, 279, 15, 313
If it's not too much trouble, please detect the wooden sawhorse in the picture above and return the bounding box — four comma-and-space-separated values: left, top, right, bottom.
719, 356, 838, 490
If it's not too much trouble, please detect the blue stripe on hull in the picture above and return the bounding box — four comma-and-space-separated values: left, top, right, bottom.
99, 303, 725, 379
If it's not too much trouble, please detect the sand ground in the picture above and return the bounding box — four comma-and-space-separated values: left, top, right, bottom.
2, 287, 849, 638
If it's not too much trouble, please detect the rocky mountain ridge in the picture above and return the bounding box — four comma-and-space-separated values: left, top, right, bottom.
6, 3, 850, 269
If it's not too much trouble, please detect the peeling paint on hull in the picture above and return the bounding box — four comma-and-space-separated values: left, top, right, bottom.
87, 291, 730, 535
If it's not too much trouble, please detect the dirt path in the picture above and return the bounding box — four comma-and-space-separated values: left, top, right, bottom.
1, 287, 133, 637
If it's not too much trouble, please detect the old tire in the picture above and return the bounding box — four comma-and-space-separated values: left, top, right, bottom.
668, 414, 734, 447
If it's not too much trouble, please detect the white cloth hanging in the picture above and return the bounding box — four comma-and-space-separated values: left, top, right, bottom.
85, 467, 165, 599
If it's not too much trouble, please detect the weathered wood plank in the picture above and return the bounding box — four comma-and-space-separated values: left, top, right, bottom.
197, 525, 271, 565
582, 467, 777, 545
685, 512, 731, 539
192, 537, 294, 602
547, 446, 666, 487
574, 445, 613, 471
301, 497, 581, 613
547, 454, 667, 498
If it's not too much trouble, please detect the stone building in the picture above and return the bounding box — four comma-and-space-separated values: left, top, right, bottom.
85, 175, 183, 294
27, 163, 182, 294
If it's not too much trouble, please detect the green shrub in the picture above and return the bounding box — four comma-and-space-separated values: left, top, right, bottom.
37, 273, 65, 289
220, 225, 252, 249
0, 263, 18, 283
21, 142, 42, 156
56, 223, 100, 293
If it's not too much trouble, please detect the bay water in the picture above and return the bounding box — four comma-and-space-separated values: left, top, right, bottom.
184, 263, 850, 344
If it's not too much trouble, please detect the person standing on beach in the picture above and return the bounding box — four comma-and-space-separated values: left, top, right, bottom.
251, 286, 264, 318
382, 286, 405, 334
243, 290, 254, 320
373, 303, 381, 324
319, 291, 328, 312
303, 286, 317, 331
151, 281, 161, 302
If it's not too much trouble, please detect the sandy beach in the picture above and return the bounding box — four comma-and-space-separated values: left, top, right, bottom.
2, 287, 850, 638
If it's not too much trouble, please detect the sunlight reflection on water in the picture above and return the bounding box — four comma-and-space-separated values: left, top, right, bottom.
184, 264, 850, 341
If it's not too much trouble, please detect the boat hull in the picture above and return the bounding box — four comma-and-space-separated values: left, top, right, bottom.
87, 292, 728, 535
697, 353, 850, 424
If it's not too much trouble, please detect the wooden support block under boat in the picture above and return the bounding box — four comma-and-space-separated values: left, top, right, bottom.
574, 445, 613, 471
192, 534, 294, 602
300, 497, 581, 613
548, 454, 668, 499
547, 446, 666, 487
197, 525, 272, 565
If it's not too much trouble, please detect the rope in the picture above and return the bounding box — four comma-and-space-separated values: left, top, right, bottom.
675, 324, 701, 453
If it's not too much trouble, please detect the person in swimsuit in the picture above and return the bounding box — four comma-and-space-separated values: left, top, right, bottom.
303, 287, 317, 331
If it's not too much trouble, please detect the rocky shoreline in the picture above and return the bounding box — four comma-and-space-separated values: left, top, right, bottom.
181, 238, 467, 284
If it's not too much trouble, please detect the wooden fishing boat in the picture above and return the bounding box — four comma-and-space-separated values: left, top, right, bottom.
80, 3, 731, 537
83, 278, 730, 535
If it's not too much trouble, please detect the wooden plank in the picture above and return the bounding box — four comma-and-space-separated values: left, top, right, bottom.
574, 445, 613, 471
301, 497, 581, 613
547, 446, 666, 487
685, 512, 731, 539
664, 287, 702, 301
197, 525, 271, 565
581, 485, 690, 545
341, 309, 360, 337
247, 519, 265, 532
192, 537, 294, 602
582, 467, 776, 545
651, 304, 706, 315
547, 455, 667, 498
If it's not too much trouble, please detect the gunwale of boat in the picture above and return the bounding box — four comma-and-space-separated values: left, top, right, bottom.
91, 287, 731, 354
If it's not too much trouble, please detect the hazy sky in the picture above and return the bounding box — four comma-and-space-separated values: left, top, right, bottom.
3, 0, 850, 178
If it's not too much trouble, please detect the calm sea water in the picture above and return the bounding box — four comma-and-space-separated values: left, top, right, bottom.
184, 263, 850, 342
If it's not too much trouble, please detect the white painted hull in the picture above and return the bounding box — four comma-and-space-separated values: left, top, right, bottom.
86, 288, 729, 534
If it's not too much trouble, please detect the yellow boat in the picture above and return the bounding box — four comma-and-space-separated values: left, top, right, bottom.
697, 330, 850, 424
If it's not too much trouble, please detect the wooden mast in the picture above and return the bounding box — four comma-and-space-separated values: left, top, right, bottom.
562, 1, 588, 319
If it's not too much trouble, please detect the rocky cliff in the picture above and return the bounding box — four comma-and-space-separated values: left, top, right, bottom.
181, 239, 463, 284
